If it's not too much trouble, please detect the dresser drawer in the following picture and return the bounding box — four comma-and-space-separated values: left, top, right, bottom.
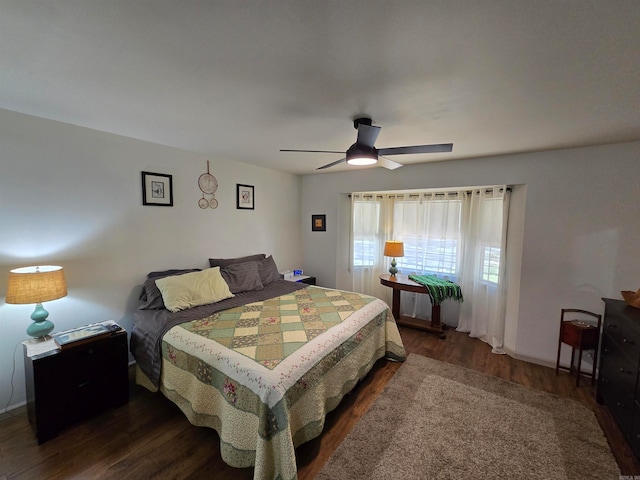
600, 381, 635, 438
620, 325, 640, 365
604, 312, 640, 362
599, 335, 638, 398
611, 391, 635, 438
632, 401, 640, 460
598, 366, 634, 410
603, 310, 625, 345
560, 321, 599, 349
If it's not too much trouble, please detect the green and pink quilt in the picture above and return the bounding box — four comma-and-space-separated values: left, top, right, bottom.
136, 285, 405, 480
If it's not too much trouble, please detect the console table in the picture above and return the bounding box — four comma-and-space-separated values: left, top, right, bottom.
380, 274, 451, 338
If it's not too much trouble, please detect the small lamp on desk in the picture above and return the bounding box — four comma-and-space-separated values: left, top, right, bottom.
5, 265, 67, 339
383, 241, 404, 277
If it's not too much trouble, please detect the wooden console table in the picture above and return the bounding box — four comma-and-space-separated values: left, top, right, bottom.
380, 274, 449, 339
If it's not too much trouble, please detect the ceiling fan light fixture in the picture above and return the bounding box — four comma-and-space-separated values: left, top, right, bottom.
283, 117, 453, 171
346, 156, 378, 166
346, 145, 378, 166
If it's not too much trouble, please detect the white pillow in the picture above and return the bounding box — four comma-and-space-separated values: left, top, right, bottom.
154, 267, 234, 313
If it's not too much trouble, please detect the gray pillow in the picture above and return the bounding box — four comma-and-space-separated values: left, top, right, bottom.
257, 255, 280, 285
209, 253, 266, 268
221, 262, 264, 293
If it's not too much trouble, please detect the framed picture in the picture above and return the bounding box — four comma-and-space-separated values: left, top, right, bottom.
142, 171, 173, 206
236, 184, 255, 210
312, 214, 326, 232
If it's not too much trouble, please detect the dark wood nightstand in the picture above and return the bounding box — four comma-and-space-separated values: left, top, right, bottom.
296, 276, 316, 285
23, 327, 129, 443
283, 274, 316, 286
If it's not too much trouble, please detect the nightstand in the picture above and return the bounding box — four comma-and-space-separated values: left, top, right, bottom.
23, 327, 129, 443
292, 275, 316, 285
554, 309, 601, 386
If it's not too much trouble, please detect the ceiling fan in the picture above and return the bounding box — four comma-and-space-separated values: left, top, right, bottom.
280, 117, 453, 170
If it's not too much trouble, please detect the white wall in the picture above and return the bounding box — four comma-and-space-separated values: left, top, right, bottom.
0, 109, 302, 411
300, 141, 640, 367
2, 107, 637, 412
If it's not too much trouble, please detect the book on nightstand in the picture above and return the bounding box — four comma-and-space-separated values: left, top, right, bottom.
52, 321, 121, 349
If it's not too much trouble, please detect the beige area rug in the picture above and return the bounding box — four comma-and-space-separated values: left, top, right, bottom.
316, 354, 620, 480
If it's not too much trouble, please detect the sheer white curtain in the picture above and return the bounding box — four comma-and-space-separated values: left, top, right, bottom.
393, 192, 463, 320
456, 187, 511, 353
350, 187, 511, 352
351, 193, 394, 302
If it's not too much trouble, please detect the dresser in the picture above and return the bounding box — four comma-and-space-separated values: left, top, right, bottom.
23, 328, 129, 443
597, 298, 640, 459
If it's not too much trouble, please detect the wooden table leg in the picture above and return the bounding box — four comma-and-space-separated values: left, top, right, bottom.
391, 289, 401, 320
393, 295, 446, 339
575, 348, 582, 387
431, 304, 441, 329
430, 304, 446, 339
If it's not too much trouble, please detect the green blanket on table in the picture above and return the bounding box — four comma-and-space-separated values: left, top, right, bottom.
408, 275, 463, 305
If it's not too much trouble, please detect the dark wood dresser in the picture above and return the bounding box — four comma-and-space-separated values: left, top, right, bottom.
597, 298, 640, 460
23, 329, 129, 443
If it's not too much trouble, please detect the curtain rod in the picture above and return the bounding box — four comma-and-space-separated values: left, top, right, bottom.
348, 186, 512, 198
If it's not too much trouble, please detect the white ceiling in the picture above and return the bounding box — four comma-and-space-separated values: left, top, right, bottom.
1, 1, 639, 175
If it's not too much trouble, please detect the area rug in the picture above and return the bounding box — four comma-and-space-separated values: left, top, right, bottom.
316, 354, 620, 480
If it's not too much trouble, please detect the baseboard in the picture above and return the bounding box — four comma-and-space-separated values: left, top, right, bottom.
0, 400, 26, 418
503, 346, 556, 369
503, 346, 598, 376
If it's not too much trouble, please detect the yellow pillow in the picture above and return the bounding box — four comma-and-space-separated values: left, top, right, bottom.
155, 267, 234, 313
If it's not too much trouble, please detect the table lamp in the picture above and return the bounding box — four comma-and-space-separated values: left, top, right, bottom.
6, 265, 67, 338
383, 241, 404, 276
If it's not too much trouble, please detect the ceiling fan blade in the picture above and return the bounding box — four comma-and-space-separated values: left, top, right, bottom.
280, 149, 344, 154
316, 158, 346, 170
377, 143, 453, 156
378, 156, 403, 170
356, 124, 381, 148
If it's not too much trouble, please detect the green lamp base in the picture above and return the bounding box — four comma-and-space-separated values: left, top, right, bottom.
27, 303, 55, 338
388, 258, 398, 276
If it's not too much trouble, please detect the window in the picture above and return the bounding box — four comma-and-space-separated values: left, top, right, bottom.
350, 186, 511, 354
481, 245, 501, 284
352, 193, 462, 276
353, 239, 376, 267
392, 195, 462, 276
352, 200, 381, 267
397, 237, 458, 275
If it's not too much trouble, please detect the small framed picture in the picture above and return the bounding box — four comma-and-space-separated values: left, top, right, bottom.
142, 171, 173, 206
236, 184, 255, 210
312, 214, 326, 232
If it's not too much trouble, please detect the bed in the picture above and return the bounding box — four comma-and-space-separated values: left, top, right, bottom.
130, 255, 406, 480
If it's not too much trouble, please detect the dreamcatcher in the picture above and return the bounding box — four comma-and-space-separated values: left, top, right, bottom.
198, 160, 218, 209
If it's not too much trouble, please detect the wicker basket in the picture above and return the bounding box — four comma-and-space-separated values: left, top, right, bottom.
621, 289, 640, 309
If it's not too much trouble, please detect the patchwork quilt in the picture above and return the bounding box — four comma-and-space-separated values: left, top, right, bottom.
138, 286, 405, 480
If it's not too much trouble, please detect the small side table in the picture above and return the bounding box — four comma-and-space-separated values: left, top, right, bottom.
24, 326, 129, 443
555, 309, 602, 386
287, 275, 316, 285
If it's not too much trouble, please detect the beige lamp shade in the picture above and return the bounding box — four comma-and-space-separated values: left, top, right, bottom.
383, 241, 404, 258
6, 265, 68, 304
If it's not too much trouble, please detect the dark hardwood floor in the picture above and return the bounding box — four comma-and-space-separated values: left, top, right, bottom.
1, 327, 638, 479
